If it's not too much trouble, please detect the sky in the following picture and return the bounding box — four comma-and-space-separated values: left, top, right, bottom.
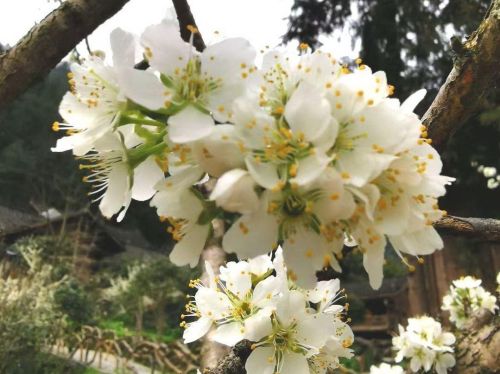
0, 0, 360, 62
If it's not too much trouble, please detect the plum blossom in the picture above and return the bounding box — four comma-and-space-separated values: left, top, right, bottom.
134, 20, 256, 143
393, 316, 455, 374
442, 275, 498, 328
182, 249, 352, 373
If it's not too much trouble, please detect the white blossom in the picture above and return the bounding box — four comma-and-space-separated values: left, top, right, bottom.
393, 316, 455, 374
442, 275, 498, 328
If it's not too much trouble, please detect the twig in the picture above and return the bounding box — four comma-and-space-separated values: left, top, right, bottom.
434, 215, 500, 242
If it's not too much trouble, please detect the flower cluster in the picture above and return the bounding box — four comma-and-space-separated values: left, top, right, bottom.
393, 316, 455, 374
369, 363, 404, 374
441, 275, 498, 329
181, 249, 353, 374
52, 20, 453, 289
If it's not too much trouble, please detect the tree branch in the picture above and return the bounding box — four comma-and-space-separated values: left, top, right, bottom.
434, 215, 500, 242
172, 0, 206, 52
422, 0, 500, 152
0, 0, 130, 112
204, 341, 252, 374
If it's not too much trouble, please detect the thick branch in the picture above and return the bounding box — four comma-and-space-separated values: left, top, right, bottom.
422, 0, 500, 151
204, 341, 252, 374
0, 0, 130, 111
434, 215, 500, 242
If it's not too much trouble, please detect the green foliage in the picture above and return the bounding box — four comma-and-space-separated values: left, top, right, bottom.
0, 249, 67, 373
7, 235, 75, 278
54, 279, 95, 328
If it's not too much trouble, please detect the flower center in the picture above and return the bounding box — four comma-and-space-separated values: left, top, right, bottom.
282, 193, 306, 217
173, 59, 220, 104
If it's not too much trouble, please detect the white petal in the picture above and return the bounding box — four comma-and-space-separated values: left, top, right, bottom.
291, 152, 332, 186
191, 124, 245, 177
168, 106, 215, 143
131, 155, 164, 201
210, 169, 259, 214
155, 165, 204, 192
212, 322, 245, 346
196, 288, 232, 319
99, 163, 130, 219
116, 67, 166, 110
201, 37, 256, 82
110, 28, 136, 67
280, 352, 310, 374
220, 261, 252, 297
276, 290, 307, 325
285, 81, 331, 143
296, 313, 334, 348
151, 187, 202, 220
245, 156, 281, 190
245, 347, 275, 374
183, 316, 212, 344
223, 201, 279, 259
363, 240, 386, 290
251, 276, 281, 308
244, 309, 273, 342
401, 89, 426, 113
141, 20, 193, 76
169, 224, 210, 267
338, 150, 396, 187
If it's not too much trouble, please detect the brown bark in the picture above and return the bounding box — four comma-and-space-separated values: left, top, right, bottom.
0, 0, 130, 111
422, 0, 500, 152
454, 309, 500, 373
434, 215, 500, 242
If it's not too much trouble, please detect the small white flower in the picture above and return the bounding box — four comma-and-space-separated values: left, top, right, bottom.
138, 20, 257, 143
78, 126, 164, 221
393, 316, 455, 373
151, 185, 210, 267
442, 275, 498, 328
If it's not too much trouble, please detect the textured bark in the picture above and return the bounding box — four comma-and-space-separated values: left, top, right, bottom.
0, 0, 130, 111
200, 219, 230, 370
434, 215, 500, 242
422, 0, 500, 152
454, 309, 500, 373
204, 340, 253, 374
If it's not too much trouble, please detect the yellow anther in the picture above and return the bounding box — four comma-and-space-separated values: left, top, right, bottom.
239, 222, 249, 235
186, 25, 198, 34
330, 193, 339, 201
273, 106, 285, 115
299, 42, 309, 51
305, 249, 314, 258
52, 121, 60, 132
